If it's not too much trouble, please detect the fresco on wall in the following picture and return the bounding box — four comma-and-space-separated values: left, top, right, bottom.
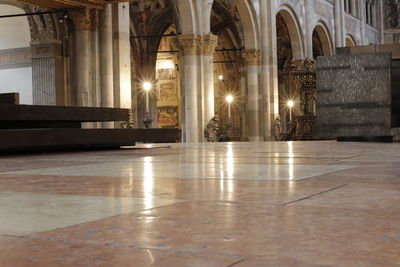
386, 0, 400, 28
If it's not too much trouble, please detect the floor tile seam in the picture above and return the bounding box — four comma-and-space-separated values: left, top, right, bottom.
0, 174, 331, 182
295, 167, 360, 182
282, 184, 349, 206
286, 203, 400, 216
194, 200, 280, 207
225, 258, 246, 267
0, 234, 241, 259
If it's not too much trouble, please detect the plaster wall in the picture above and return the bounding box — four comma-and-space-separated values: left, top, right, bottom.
0, 67, 33, 104
0, 4, 32, 104
0, 5, 30, 50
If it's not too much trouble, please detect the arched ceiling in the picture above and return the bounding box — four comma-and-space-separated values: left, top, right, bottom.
211, 0, 242, 46
130, 0, 174, 36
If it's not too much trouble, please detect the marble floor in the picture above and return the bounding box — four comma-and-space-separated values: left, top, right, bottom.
0, 141, 399, 266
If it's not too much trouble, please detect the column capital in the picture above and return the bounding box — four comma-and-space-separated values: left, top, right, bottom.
70, 8, 91, 31
177, 34, 202, 55
177, 34, 219, 56
202, 34, 218, 55
241, 49, 262, 66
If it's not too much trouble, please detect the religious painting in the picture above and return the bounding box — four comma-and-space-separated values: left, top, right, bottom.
158, 82, 177, 101
158, 106, 179, 128
386, 0, 400, 28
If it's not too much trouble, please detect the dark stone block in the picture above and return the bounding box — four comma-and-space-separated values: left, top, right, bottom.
0, 104, 130, 122
316, 53, 393, 138
0, 128, 181, 152
0, 93, 19, 104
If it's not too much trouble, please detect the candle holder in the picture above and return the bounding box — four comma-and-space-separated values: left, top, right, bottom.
143, 115, 153, 129
143, 81, 153, 129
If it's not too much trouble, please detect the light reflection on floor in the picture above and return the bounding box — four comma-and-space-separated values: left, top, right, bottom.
0, 141, 399, 265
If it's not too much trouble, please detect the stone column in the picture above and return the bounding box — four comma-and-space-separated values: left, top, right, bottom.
242, 49, 262, 142
71, 8, 91, 107
201, 34, 218, 129
360, 0, 367, 45
260, 0, 275, 140
237, 54, 248, 141
90, 10, 100, 109
99, 4, 114, 128
177, 35, 201, 143
379, 0, 385, 44
304, 0, 315, 59
112, 3, 131, 127
334, 0, 345, 47
351, 0, 356, 16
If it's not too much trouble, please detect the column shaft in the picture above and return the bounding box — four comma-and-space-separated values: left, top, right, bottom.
260, 0, 274, 140
304, 0, 314, 58
202, 34, 218, 129
242, 49, 262, 142
99, 4, 114, 128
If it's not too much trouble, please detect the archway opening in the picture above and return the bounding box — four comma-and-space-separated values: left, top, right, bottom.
345, 35, 356, 47
155, 25, 181, 128
276, 12, 297, 134
312, 24, 333, 58
130, 0, 177, 128
211, 0, 244, 140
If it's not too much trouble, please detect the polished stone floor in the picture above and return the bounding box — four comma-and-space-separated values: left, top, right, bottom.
0, 141, 400, 266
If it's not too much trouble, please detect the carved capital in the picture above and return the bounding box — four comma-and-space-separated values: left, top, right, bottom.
202, 34, 218, 55
241, 49, 262, 66
177, 34, 219, 56
70, 8, 91, 31
177, 35, 202, 55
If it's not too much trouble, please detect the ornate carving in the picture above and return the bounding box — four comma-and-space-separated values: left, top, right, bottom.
177, 34, 219, 56
177, 35, 202, 55
70, 8, 92, 31
291, 59, 316, 116
241, 49, 262, 66
274, 116, 283, 141
290, 59, 317, 140
204, 116, 220, 142
121, 109, 136, 129
202, 34, 218, 55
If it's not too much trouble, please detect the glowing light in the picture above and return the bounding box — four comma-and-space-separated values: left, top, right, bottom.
156, 60, 174, 70
143, 82, 152, 92
218, 75, 224, 81
287, 100, 295, 108
226, 95, 234, 104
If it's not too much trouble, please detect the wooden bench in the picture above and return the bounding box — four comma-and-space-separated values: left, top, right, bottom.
0, 93, 181, 151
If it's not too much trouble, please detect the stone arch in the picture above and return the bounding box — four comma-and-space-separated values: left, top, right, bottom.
176, 0, 198, 34
345, 34, 357, 47
234, 0, 260, 49
313, 21, 334, 57
276, 4, 304, 59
